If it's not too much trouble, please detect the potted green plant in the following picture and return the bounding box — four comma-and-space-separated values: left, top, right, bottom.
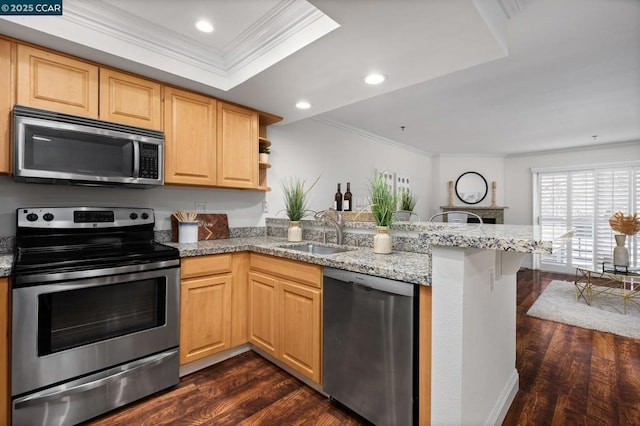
369, 172, 397, 253
395, 189, 417, 221
259, 146, 270, 164
281, 176, 318, 241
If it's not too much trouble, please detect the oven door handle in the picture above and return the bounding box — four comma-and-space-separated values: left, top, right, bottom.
14, 350, 177, 409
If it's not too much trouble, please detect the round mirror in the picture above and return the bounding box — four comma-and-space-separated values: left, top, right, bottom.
455, 171, 488, 204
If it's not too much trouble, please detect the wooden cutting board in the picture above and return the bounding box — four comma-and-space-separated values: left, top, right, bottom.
171, 213, 230, 242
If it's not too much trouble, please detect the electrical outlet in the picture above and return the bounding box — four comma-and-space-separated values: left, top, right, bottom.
262, 200, 269, 213
195, 203, 207, 213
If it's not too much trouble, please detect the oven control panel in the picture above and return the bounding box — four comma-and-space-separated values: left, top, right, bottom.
17, 207, 155, 228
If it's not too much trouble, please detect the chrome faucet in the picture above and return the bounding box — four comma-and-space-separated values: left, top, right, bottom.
314, 209, 345, 245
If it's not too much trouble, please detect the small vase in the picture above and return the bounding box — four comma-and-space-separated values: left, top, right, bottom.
288, 221, 303, 242
613, 234, 629, 267
259, 153, 269, 163
373, 226, 392, 254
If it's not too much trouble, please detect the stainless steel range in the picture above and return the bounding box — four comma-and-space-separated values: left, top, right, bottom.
11, 207, 180, 426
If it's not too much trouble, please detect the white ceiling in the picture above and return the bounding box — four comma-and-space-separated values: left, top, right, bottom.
1, 0, 639, 156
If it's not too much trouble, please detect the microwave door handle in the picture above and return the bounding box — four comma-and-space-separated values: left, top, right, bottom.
132, 141, 140, 178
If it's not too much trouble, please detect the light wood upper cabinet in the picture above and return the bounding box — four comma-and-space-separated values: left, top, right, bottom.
99, 68, 162, 130
179, 255, 233, 365
16, 44, 99, 117
0, 278, 9, 426
164, 87, 217, 186
249, 254, 323, 384
0, 39, 12, 174
217, 102, 258, 189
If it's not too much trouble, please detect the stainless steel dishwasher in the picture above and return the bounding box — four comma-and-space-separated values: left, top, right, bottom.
323, 267, 416, 426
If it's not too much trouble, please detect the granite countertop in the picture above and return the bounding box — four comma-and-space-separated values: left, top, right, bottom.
163, 237, 432, 285
0, 254, 11, 278
419, 223, 554, 254
0, 223, 555, 282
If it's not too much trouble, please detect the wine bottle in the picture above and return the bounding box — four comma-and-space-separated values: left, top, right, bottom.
344, 182, 352, 211
334, 183, 343, 211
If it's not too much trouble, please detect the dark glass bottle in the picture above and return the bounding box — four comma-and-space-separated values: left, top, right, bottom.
343, 182, 352, 211
334, 183, 343, 211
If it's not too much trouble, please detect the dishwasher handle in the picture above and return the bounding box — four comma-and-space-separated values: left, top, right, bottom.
323, 267, 414, 297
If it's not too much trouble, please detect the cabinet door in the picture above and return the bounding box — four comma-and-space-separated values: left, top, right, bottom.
0, 278, 8, 425
248, 272, 279, 357
164, 87, 217, 185
279, 279, 322, 383
0, 39, 12, 174
231, 252, 249, 347
217, 102, 258, 189
16, 44, 99, 117
99, 68, 162, 130
180, 274, 232, 365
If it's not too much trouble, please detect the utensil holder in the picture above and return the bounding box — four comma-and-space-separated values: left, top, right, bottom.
178, 221, 199, 243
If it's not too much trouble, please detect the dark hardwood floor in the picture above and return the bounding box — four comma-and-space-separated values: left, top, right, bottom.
87, 269, 640, 425
504, 269, 640, 426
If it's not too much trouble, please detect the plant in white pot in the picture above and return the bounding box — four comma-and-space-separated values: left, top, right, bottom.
259, 146, 270, 163
281, 176, 317, 242
395, 189, 417, 221
370, 172, 397, 254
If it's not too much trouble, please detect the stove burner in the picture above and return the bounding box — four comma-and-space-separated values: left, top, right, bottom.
13, 207, 179, 284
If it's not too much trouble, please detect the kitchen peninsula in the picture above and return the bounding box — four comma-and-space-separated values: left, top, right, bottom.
1, 221, 552, 425
163, 220, 552, 425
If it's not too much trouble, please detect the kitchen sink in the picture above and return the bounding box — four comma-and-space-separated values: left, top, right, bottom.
280, 243, 352, 255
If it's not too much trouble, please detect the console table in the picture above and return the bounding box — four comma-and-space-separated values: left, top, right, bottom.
440, 206, 507, 224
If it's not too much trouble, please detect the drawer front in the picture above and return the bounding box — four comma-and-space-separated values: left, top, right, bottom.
250, 253, 322, 289
181, 254, 232, 278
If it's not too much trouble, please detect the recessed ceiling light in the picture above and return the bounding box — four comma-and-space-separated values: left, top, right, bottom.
364, 73, 386, 85
195, 20, 214, 33
296, 101, 311, 109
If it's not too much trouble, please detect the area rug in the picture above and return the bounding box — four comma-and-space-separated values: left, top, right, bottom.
527, 280, 640, 339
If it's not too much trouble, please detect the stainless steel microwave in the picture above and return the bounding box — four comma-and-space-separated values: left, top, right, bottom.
12, 105, 164, 188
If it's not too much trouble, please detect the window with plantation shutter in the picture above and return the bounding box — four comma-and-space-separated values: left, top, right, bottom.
534, 163, 639, 273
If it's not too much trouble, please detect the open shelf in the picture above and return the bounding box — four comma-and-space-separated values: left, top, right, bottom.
258, 136, 271, 147
259, 162, 271, 169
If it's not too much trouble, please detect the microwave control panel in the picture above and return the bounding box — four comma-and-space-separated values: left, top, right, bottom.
139, 144, 159, 180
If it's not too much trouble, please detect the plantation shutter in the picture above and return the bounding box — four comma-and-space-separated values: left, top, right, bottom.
594, 169, 631, 265
539, 173, 568, 265
536, 163, 639, 272
570, 171, 594, 268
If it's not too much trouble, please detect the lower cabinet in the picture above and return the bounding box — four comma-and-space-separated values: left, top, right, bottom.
179, 253, 248, 365
249, 254, 322, 384
1, 277, 9, 425
179, 254, 232, 365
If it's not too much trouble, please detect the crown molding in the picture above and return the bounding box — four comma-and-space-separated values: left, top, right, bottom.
312, 118, 434, 157
506, 139, 640, 158
497, 0, 532, 19
63, 1, 226, 75
61, 0, 337, 90
224, 0, 332, 71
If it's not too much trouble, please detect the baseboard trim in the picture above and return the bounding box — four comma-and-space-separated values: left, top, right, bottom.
487, 369, 519, 425
179, 344, 251, 377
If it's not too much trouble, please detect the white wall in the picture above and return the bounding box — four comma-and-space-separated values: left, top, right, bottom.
504, 141, 640, 225
0, 176, 267, 235
0, 119, 433, 236
432, 155, 505, 219
266, 119, 433, 221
